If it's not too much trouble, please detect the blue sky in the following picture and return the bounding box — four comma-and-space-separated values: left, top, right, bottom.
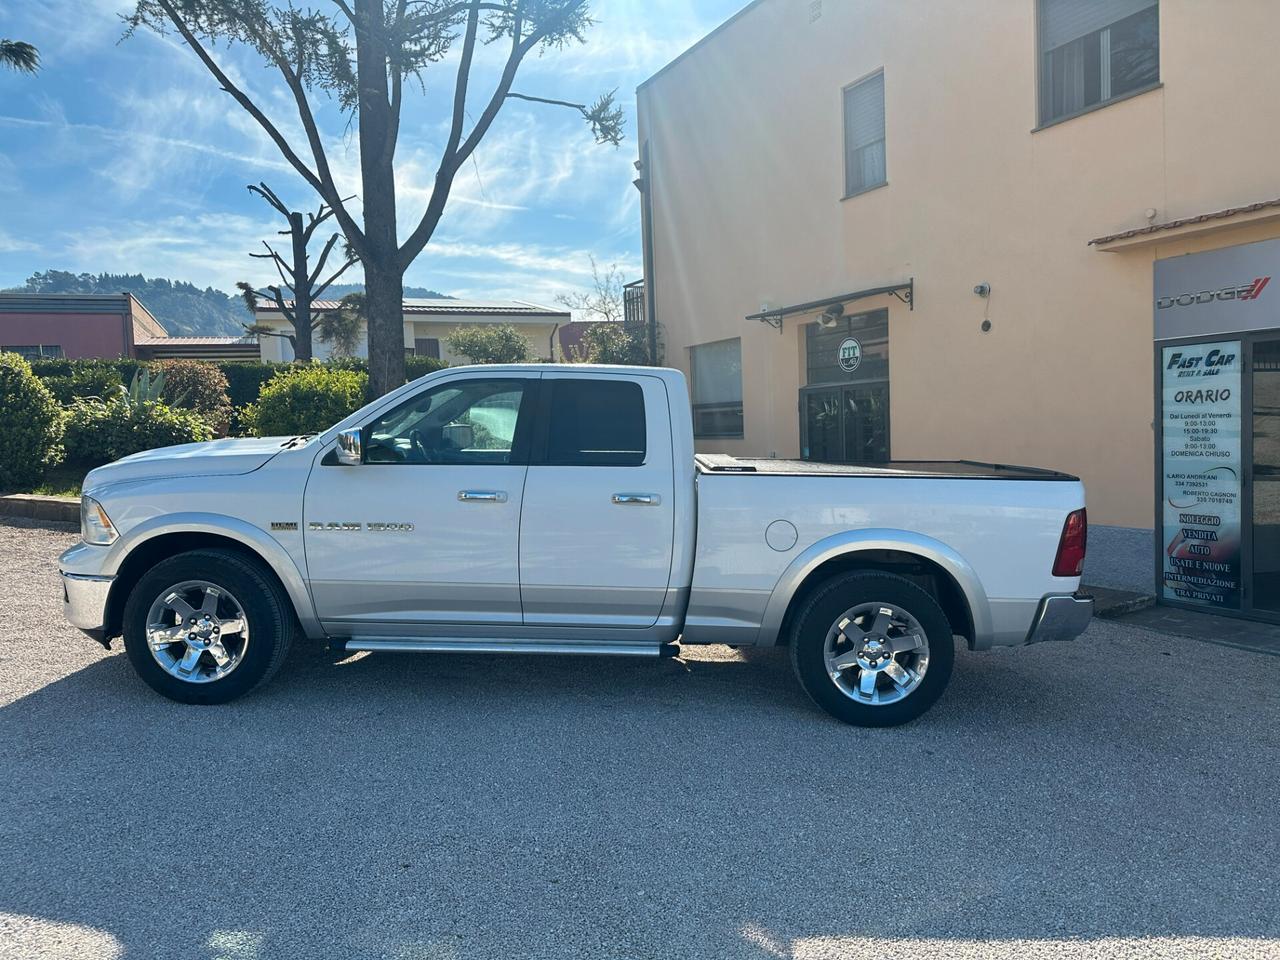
0, 0, 742, 306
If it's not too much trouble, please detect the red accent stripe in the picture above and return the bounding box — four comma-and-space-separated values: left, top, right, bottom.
1249, 276, 1271, 300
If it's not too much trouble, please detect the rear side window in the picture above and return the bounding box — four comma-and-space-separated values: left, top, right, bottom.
543, 379, 646, 467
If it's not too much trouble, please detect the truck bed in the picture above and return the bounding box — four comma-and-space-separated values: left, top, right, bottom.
694, 453, 1078, 481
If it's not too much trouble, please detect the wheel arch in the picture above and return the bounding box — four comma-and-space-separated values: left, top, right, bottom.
761, 529, 992, 649
101, 514, 320, 641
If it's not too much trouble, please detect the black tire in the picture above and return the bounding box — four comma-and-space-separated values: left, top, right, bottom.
122, 549, 295, 705
789, 571, 954, 727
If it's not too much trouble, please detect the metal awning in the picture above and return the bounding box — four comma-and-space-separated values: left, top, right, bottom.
745, 279, 913, 330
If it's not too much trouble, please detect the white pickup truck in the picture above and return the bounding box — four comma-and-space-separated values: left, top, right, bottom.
59, 364, 1091, 726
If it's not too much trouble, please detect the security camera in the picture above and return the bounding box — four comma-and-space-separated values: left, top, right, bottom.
818, 303, 844, 328
973, 282, 991, 298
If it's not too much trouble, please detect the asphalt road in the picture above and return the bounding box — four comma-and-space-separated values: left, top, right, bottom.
2, 517, 1278, 960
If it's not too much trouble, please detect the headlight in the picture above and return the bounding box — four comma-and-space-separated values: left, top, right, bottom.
80, 496, 118, 545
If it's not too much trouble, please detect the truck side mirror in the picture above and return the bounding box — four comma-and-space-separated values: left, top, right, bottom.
336, 428, 363, 466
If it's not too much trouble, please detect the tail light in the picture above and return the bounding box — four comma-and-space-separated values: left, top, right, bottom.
1052, 508, 1087, 578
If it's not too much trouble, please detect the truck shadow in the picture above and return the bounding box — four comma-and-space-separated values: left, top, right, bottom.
2, 632, 1277, 959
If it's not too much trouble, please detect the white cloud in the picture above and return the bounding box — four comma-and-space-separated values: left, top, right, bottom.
0, 113, 295, 183
0, 229, 38, 254
55, 211, 319, 291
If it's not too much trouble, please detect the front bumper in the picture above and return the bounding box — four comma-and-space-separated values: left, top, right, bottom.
61, 572, 113, 646
1025, 592, 1093, 644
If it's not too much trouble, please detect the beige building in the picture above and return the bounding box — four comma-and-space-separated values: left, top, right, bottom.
254, 298, 570, 364
637, 0, 1280, 621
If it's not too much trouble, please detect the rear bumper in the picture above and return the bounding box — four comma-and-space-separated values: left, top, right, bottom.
61, 572, 113, 646
1025, 592, 1093, 644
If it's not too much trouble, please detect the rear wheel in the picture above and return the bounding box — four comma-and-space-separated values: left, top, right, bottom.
789, 571, 954, 726
122, 549, 294, 704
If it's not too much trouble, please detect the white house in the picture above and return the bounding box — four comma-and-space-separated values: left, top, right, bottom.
254, 297, 571, 363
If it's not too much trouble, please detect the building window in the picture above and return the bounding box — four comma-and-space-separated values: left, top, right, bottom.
2, 345, 63, 360
414, 338, 441, 359
842, 71, 886, 197
690, 338, 744, 439
1039, 0, 1159, 126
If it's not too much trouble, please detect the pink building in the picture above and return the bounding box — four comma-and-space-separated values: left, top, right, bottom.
0, 294, 259, 362
0, 293, 167, 360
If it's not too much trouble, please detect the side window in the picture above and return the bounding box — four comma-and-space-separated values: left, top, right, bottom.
543, 379, 646, 467
842, 71, 886, 197
1038, 0, 1159, 125
690, 338, 744, 439
364, 378, 528, 465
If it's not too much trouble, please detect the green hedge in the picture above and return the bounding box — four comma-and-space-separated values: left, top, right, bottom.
39, 364, 125, 404
243, 366, 369, 437
0, 353, 65, 491
28, 357, 449, 440
219, 361, 280, 408
29, 357, 145, 382
63, 399, 213, 469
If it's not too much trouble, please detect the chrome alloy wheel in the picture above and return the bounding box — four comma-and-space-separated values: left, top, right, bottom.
145, 580, 250, 684
823, 602, 929, 706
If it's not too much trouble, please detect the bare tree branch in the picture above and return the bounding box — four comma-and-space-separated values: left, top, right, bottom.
505, 91, 585, 111
154, 0, 326, 198
236, 16, 368, 257
397, 0, 483, 266
248, 182, 290, 218
313, 255, 358, 301
308, 233, 342, 288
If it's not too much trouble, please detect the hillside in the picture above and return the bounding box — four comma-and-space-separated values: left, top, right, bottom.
3, 271, 450, 337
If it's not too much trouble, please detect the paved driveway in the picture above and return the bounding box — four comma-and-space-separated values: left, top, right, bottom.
2, 518, 1278, 960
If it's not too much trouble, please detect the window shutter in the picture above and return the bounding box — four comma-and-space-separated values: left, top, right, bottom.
1041, 0, 1156, 51
843, 73, 885, 151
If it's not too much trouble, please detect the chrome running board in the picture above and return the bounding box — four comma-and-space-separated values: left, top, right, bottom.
336, 637, 679, 658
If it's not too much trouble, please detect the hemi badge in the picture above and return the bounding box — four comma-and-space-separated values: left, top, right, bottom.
270, 522, 298, 532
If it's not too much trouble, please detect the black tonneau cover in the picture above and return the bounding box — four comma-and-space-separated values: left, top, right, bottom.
694, 453, 1078, 481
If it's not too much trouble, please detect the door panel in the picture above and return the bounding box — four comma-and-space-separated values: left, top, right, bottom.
303, 374, 536, 629
1252, 339, 1280, 612
801, 383, 889, 462
518, 375, 675, 628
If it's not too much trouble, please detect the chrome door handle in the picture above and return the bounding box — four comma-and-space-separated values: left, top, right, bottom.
612, 493, 660, 506
458, 490, 507, 503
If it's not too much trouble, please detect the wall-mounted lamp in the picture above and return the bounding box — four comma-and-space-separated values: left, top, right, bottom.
817, 303, 844, 328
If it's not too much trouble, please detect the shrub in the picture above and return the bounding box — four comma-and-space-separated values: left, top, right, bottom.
29, 357, 145, 384
63, 398, 214, 469
154, 359, 233, 434
39, 364, 124, 404
566, 322, 652, 365
216, 361, 279, 408
405, 355, 448, 381
0, 352, 64, 491
446, 324, 534, 364
244, 365, 368, 437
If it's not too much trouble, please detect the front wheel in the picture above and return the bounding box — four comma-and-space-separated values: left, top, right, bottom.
122, 549, 295, 704
789, 571, 954, 727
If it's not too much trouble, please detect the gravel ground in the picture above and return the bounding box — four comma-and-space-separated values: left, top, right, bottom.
1083, 525, 1155, 595
1, 517, 1278, 960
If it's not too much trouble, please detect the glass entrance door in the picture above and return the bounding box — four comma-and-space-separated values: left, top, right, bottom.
1157, 332, 1280, 623
801, 382, 890, 462
1252, 338, 1280, 612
